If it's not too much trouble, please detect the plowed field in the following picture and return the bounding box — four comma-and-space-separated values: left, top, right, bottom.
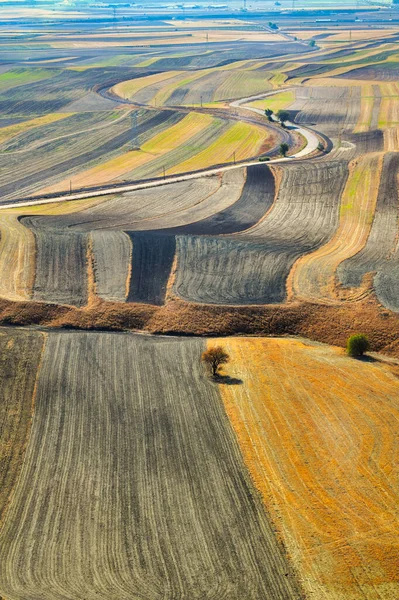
0, 332, 301, 600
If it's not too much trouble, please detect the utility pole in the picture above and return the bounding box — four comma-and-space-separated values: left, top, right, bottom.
349, 29, 352, 42
163, 166, 166, 179
70, 180, 72, 193
200, 95, 203, 107
131, 111, 139, 150
233, 151, 236, 164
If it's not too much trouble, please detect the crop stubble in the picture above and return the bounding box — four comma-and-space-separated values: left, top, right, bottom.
217, 337, 399, 600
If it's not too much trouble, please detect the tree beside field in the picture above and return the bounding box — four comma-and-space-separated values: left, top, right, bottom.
279, 142, 289, 157
276, 110, 290, 125
265, 108, 273, 121
202, 346, 230, 377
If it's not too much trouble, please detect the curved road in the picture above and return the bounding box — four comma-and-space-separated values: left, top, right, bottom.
230, 89, 319, 158
0, 88, 328, 210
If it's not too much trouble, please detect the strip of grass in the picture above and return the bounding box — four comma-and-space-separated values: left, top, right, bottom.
0, 112, 73, 145
168, 120, 268, 173
246, 90, 295, 112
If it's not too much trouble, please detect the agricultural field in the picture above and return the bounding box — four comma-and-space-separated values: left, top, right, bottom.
3, 13, 399, 600
0, 331, 301, 600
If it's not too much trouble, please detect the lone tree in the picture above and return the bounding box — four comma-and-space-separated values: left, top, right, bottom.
276, 109, 290, 125
346, 334, 370, 357
279, 142, 289, 157
202, 346, 230, 378
265, 108, 274, 121
317, 141, 325, 152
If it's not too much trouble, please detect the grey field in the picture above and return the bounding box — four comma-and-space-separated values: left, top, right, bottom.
0, 332, 302, 600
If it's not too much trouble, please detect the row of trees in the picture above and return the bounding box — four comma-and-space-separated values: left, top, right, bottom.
265, 108, 290, 126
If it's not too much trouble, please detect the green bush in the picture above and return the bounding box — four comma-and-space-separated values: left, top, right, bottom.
346, 334, 370, 357
259, 156, 270, 162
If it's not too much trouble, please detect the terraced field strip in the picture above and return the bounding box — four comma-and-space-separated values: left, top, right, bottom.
152, 69, 213, 106
174, 161, 347, 305
217, 337, 399, 600
26, 110, 183, 198
378, 85, 399, 128
48, 175, 223, 231
211, 70, 274, 102
168, 164, 275, 235
40, 112, 214, 190
353, 85, 375, 133
124, 167, 246, 232
0, 67, 57, 93
337, 152, 399, 290
168, 120, 268, 174
127, 233, 176, 305
111, 70, 183, 101
91, 230, 132, 302
0, 329, 45, 524
0, 213, 36, 300
0, 332, 301, 600
290, 153, 383, 302
245, 90, 295, 112
24, 217, 89, 307
0, 112, 72, 145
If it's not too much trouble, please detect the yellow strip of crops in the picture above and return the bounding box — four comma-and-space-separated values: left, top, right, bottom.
112, 70, 183, 100
353, 85, 375, 133
168, 121, 268, 174
289, 153, 383, 303
246, 90, 295, 112
216, 336, 399, 600
40, 112, 215, 193
151, 69, 213, 106
0, 214, 35, 300
378, 98, 399, 129
0, 113, 72, 145
384, 127, 399, 151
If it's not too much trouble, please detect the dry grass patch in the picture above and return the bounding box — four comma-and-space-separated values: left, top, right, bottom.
217, 336, 399, 599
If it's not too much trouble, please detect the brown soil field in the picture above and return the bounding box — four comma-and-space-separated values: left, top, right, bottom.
217, 336, 399, 599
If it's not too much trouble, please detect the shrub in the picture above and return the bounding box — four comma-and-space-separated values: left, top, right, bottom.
259, 156, 270, 162
346, 334, 370, 357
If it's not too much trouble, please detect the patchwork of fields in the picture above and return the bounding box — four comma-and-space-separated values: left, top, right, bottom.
1, 329, 398, 599
2, 16, 399, 600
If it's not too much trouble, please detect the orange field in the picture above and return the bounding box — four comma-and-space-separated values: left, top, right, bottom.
216, 337, 399, 600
